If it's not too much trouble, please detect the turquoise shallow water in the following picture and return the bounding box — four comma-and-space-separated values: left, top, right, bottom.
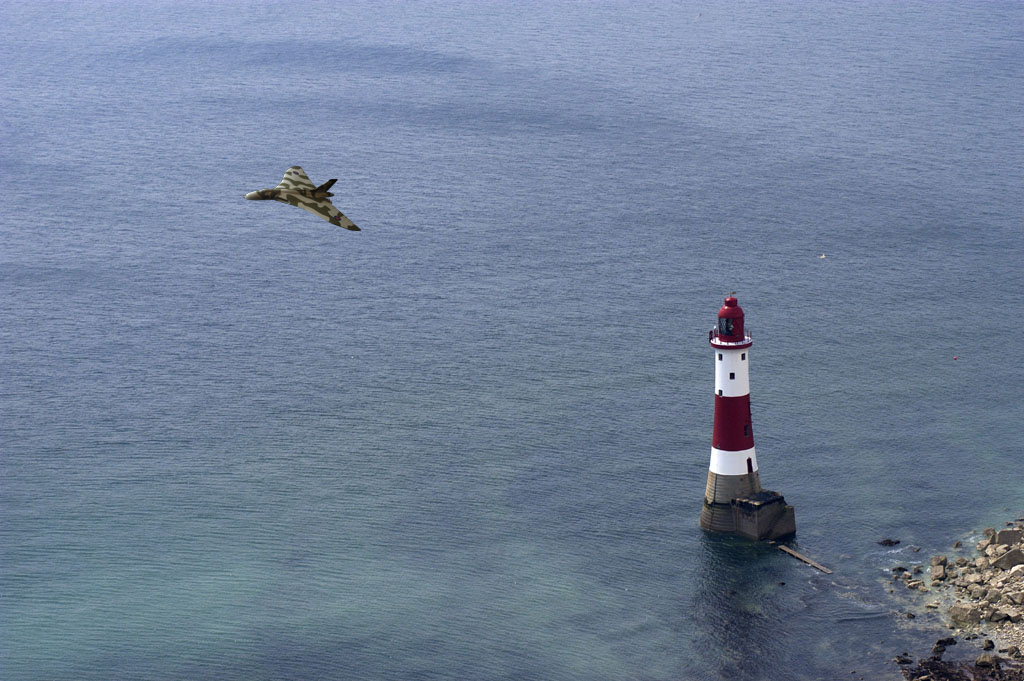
2, 2, 1023, 679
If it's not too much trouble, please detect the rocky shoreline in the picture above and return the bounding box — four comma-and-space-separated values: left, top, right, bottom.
889, 518, 1024, 680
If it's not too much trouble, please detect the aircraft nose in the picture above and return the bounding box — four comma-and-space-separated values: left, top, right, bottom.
244, 191, 260, 200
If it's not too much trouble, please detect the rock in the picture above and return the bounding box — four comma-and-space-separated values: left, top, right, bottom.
931, 643, 946, 657
983, 639, 995, 650
996, 528, 1023, 545
969, 584, 986, 599
987, 544, 1012, 558
956, 557, 969, 566
989, 609, 1008, 622
976, 557, 990, 570
950, 602, 982, 625
1010, 563, 1024, 577
893, 653, 913, 665
984, 588, 1003, 603
931, 555, 948, 567
993, 547, 1024, 570
984, 528, 996, 538
978, 537, 992, 552
975, 652, 999, 668
936, 637, 957, 646
931, 564, 947, 581
1008, 591, 1024, 606
926, 601, 940, 609
878, 538, 900, 546
1007, 645, 1022, 659
965, 572, 984, 584
954, 540, 962, 548
906, 611, 916, 619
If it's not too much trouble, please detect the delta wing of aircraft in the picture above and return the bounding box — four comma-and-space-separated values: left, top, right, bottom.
245, 166, 360, 231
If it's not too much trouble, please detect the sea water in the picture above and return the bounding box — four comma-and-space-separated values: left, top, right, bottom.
2, 2, 1022, 679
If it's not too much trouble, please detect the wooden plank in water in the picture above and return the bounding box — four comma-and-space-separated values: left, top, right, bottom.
777, 545, 833, 574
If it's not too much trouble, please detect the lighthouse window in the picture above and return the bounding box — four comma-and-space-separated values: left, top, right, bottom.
718, 353, 722, 361
717, 389, 723, 396
741, 353, 746, 360
744, 425, 749, 437
718, 317, 734, 336
729, 372, 735, 380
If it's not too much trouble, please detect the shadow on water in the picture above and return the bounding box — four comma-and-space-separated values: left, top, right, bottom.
689, 533, 796, 681
688, 532, 912, 681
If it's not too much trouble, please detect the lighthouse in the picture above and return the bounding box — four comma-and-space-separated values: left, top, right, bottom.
700, 295, 796, 540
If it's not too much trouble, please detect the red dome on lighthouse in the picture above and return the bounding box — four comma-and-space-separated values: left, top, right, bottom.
716, 296, 745, 342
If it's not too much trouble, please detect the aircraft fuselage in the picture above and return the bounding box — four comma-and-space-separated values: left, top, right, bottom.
246, 188, 334, 200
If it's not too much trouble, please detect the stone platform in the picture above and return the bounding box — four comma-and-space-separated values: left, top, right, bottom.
701, 489, 796, 541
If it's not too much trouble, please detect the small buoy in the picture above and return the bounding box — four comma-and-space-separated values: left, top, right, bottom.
819, 253, 826, 259
953, 356, 958, 360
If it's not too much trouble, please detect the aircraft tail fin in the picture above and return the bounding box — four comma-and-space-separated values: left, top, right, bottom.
316, 179, 337, 194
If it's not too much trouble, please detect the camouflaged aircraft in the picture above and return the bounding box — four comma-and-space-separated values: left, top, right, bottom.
245, 166, 360, 231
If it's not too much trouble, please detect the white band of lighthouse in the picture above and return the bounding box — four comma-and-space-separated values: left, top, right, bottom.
709, 447, 758, 475
714, 349, 750, 396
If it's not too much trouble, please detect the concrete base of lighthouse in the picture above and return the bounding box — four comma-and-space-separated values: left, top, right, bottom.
701, 469, 796, 540
700, 469, 762, 533
700, 492, 796, 540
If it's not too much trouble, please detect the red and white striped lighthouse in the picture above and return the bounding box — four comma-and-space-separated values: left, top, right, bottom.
700, 295, 796, 539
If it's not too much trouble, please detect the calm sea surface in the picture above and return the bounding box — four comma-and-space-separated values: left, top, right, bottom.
2, 2, 1022, 679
